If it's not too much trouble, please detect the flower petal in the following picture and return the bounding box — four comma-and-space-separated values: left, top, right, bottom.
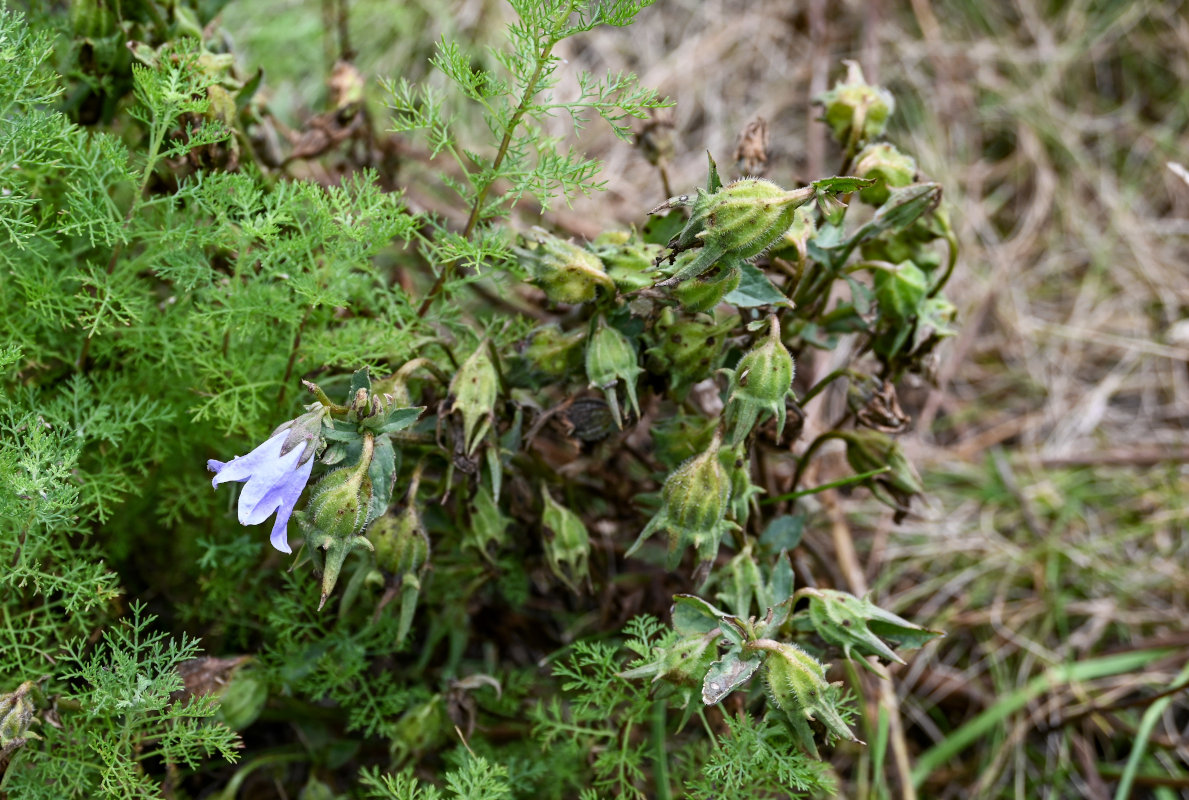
238, 437, 307, 525
262, 455, 314, 553
208, 433, 287, 487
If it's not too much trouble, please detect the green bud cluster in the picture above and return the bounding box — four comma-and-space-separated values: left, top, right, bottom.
585, 317, 642, 429
725, 315, 795, 445
540, 486, 591, 594
645, 308, 736, 396
627, 430, 737, 569
816, 60, 894, 150
516, 228, 614, 304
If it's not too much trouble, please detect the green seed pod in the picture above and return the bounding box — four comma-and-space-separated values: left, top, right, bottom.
663, 432, 731, 534
450, 341, 499, 456
816, 60, 895, 148
305, 463, 371, 542
659, 179, 815, 285
749, 639, 859, 746
520, 325, 585, 380
0, 681, 40, 755
673, 264, 741, 312
540, 486, 591, 593
592, 230, 664, 292
366, 466, 430, 642
645, 308, 737, 395
301, 435, 377, 610
800, 588, 941, 672
853, 143, 917, 205
719, 443, 763, 526
619, 629, 720, 707
215, 670, 269, 731
516, 227, 614, 304
840, 430, 924, 514
626, 430, 737, 569
725, 315, 795, 445
368, 504, 429, 581
585, 317, 643, 429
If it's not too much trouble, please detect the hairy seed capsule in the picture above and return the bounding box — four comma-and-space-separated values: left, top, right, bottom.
726, 315, 795, 445
852, 143, 917, 205
585, 318, 642, 428
449, 342, 499, 455
659, 179, 815, 285
817, 60, 895, 148
627, 430, 737, 569
516, 227, 614, 304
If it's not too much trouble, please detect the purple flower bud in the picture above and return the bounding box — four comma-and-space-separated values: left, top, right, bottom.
208, 431, 315, 554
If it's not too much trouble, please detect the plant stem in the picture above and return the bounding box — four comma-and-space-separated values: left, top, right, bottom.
415, 2, 574, 318
277, 308, 311, 406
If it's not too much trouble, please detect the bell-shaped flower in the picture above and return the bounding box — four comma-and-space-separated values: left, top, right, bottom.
208, 429, 317, 554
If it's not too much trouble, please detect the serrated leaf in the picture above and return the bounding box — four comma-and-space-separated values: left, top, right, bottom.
701, 647, 762, 704
723, 263, 792, 308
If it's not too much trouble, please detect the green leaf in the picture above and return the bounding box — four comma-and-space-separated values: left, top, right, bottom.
701, 646, 762, 704
706, 151, 723, 193
323, 419, 364, 442
366, 436, 398, 523
368, 406, 425, 434
671, 594, 729, 637
873, 260, 928, 323
760, 514, 804, 550
349, 367, 372, 397
642, 211, 687, 246
811, 176, 876, 194
723, 263, 792, 308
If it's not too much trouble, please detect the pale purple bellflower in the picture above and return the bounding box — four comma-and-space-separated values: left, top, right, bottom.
208, 429, 316, 554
